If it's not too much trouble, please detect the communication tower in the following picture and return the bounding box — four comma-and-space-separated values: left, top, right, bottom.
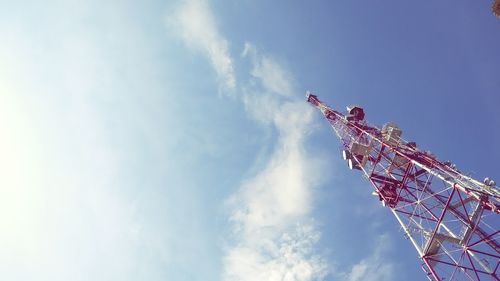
307, 93, 499, 280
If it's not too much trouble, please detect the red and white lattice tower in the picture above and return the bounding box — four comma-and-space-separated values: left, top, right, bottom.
307, 93, 500, 281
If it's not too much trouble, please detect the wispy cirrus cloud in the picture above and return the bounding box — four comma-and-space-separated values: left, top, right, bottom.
168, 0, 327, 277
341, 234, 396, 281
242, 43, 294, 97
168, 2, 328, 280
169, 0, 236, 93
224, 224, 326, 281
223, 43, 328, 281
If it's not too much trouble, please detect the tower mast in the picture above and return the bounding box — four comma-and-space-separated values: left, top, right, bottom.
307, 93, 500, 280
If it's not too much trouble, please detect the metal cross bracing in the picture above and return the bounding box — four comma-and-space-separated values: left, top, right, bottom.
306, 93, 500, 281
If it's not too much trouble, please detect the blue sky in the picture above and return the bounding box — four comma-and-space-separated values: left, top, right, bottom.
0, 1, 499, 280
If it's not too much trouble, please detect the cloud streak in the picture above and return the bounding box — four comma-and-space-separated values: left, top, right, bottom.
169, 1, 328, 277
243, 43, 294, 97
223, 43, 327, 281
341, 234, 396, 281
169, 0, 236, 93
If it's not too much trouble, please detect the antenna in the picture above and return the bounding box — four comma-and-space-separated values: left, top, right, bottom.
307, 93, 499, 280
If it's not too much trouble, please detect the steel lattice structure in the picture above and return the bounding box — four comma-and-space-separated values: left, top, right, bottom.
307, 93, 500, 281
493, 0, 500, 18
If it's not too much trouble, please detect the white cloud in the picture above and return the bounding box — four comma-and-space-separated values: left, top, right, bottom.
169, 0, 236, 93
243, 42, 294, 97
0, 2, 179, 280
224, 224, 327, 281
235, 45, 399, 281
342, 234, 396, 281
0, 42, 139, 280
224, 45, 327, 281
